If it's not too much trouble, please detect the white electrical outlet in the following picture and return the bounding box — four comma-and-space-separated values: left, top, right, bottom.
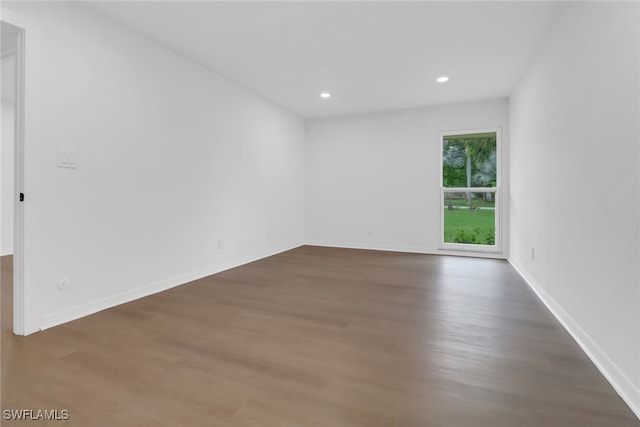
218, 238, 224, 249
57, 278, 71, 291
531, 247, 535, 260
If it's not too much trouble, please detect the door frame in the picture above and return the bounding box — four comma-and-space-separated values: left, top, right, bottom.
1, 18, 26, 335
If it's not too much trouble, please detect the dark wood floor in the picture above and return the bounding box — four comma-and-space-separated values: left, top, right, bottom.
2, 247, 638, 426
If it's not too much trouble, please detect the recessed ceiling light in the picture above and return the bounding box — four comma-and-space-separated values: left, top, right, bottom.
436, 76, 449, 83
320, 92, 331, 98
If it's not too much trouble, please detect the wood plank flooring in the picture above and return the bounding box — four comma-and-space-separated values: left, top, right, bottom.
2, 246, 639, 426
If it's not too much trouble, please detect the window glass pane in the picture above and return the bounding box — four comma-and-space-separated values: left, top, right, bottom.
442, 132, 497, 188
443, 191, 496, 245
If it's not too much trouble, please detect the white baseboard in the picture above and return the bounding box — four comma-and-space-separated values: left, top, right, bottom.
40, 242, 303, 331
305, 240, 506, 259
508, 258, 640, 421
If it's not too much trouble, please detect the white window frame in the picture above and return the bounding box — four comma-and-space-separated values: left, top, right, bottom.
439, 127, 502, 255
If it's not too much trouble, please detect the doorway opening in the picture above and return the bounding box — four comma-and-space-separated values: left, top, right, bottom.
1, 20, 25, 335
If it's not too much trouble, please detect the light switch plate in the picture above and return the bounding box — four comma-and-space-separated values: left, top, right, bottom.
57, 148, 77, 169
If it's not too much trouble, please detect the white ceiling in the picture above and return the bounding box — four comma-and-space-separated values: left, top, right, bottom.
84, 1, 560, 118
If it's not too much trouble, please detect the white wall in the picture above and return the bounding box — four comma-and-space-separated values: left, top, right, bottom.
509, 1, 640, 416
1, 52, 15, 255
2, 2, 305, 334
305, 99, 508, 255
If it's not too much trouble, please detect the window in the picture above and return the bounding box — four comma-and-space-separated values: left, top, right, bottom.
440, 129, 501, 253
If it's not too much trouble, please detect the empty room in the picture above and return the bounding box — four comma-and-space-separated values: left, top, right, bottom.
1, 1, 639, 426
